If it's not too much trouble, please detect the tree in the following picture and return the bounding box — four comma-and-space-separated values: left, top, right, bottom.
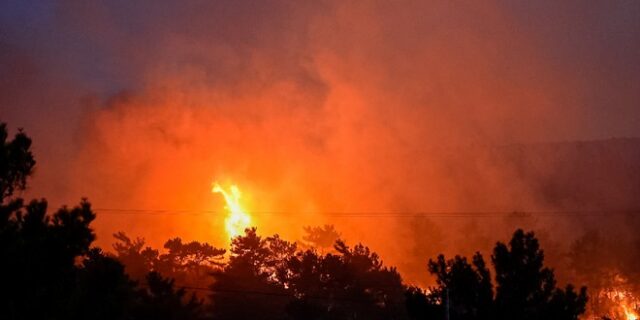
113, 233, 225, 283
0, 198, 96, 319
112, 232, 160, 281
426, 253, 493, 320
284, 240, 408, 320
0, 123, 35, 203
69, 248, 138, 320
409, 229, 587, 320
209, 228, 292, 320
133, 272, 203, 320
211, 229, 408, 320
302, 224, 340, 252
405, 286, 442, 320
0, 123, 203, 320
158, 237, 226, 287
492, 229, 587, 320
161, 237, 226, 271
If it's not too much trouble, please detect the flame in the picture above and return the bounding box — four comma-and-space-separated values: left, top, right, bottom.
212, 182, 252, 239
623, 304, 638, 320
600, 287, 640, 320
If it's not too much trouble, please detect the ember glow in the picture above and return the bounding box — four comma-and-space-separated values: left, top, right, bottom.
611, 289, 639, 320
594, 282, 640, 320
212, 182, 252, 239
624, 306, 638, 320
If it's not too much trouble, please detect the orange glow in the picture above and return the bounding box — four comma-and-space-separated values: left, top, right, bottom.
43, 1, 640, 293
212, 182, 252, 239
619, 292, 639, 320
599, 286, 639, 320
623, 305, 638, 320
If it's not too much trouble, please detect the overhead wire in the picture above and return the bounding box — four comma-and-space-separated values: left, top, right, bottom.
93, 208, 640, 218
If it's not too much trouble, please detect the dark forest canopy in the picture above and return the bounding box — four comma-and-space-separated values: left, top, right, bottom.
0, 122, 590, 319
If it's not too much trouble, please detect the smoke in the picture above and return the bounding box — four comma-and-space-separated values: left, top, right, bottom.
2, 0, 640, 286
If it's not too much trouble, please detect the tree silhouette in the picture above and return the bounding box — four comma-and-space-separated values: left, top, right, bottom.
0, 198, 96, 319
0, 123, 35, 203
209, 228, 408, 319
69, 248, 138, 320
158, 237, 226, 288
112, 232, 159, 281
133, 271, 203, 320
405, 286, 440, 319
162, 237, 226, 271
0, 123, 207, 320
493, 229, 587, 320
113, 232, 226, 297
408, 229, 587, 320
302, 224, 340, 252
427, 253, 493, 320
209, 228, 292, 320
284, 240, 407, 319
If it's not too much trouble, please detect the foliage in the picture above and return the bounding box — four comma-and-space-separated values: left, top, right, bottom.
426, 253, 493, 319
302, 224, 341, 251
0, 122, 590, 320
284, 240, 408, 320
209, 228, 294, 320
0, 123, 35, 203
209, 227, 407, 319
0, 198, 96, 319
408, 229, 587, 320
0, 123, 202, 319
133, 271, 203, 320
493, 230, 587, 320
112, 232, 225, 288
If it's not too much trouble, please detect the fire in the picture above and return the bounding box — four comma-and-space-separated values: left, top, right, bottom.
212, 182, 252, 239
623, 304, 638, 320
599, 287, 640, 320
619, 291, 639, 320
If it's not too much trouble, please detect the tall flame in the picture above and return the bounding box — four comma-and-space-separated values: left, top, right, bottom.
601, 287, 640, 320
623, 304, 638, 320
212, 182, 252, 239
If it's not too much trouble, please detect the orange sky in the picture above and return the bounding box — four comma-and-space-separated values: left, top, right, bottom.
2, 0, 640, 285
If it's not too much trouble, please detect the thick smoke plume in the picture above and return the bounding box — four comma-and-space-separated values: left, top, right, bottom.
2, 1, 640, 287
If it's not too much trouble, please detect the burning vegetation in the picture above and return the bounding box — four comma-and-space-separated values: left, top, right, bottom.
567, 230, 640, 320
598, 285, 639, 320
2, 1, 639, 319
4, 123, 640, 319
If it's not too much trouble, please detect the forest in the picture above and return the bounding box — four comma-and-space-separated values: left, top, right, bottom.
0, 122, 598, 320
3, 1, 639, 319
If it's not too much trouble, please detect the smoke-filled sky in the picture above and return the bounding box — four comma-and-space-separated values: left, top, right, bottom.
2, 0, 640, 284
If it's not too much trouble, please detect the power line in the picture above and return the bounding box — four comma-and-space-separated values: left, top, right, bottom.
93, 208, 640, 218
